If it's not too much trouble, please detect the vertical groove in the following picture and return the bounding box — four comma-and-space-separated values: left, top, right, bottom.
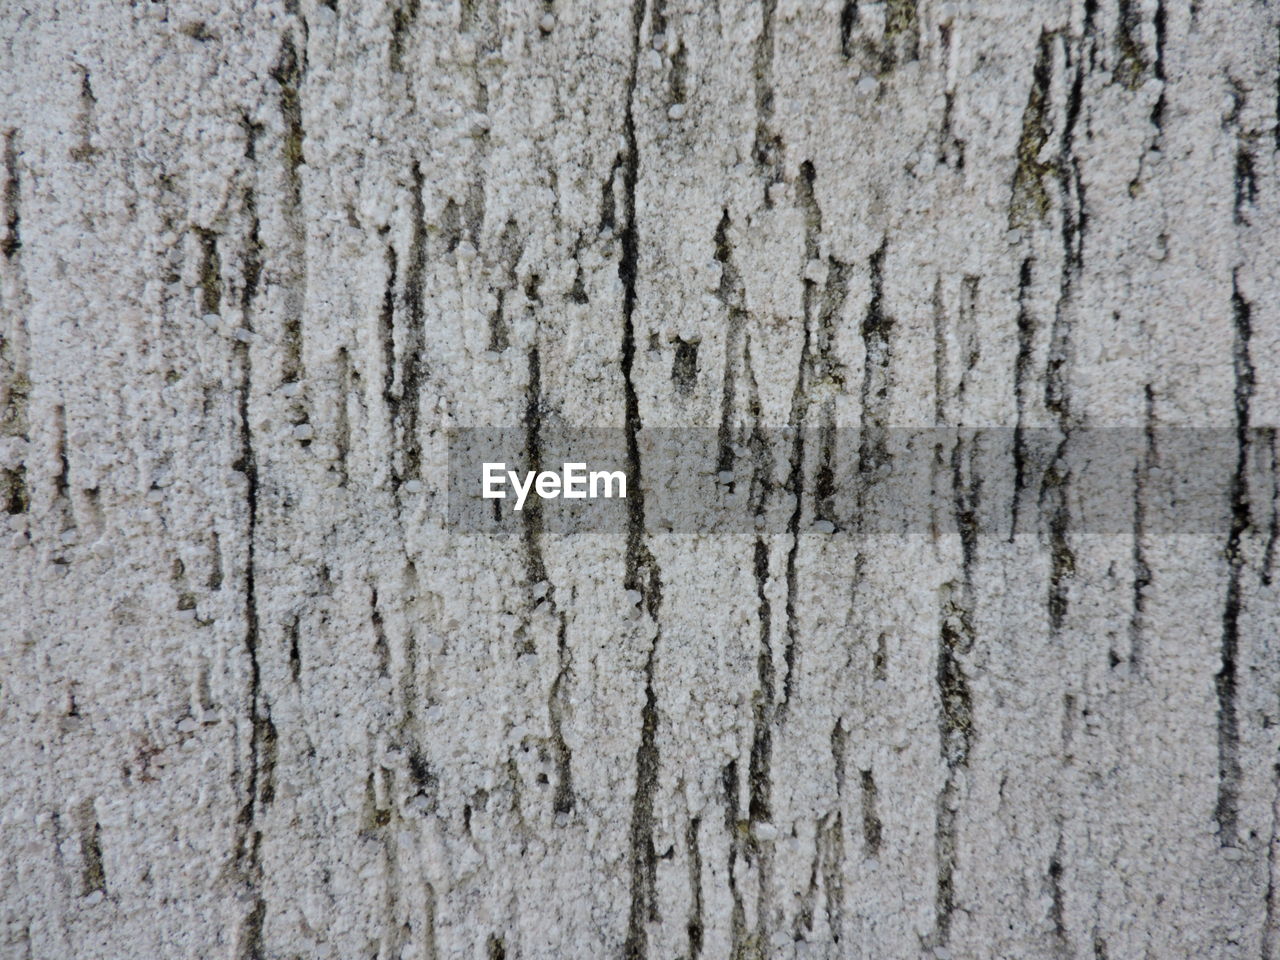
1262, 429, 1278, 588
779, 162, 827, 709
271, 34, 306, 385
77, 799, 106, 896
2, 130, 19, 258
399, 167, 427, 484
1215, 273, 1253, 846
722, 761, 747, 956
1048, 831, 1069, 952
686, 815, 703, 957
1043, 25, 1089, 639
1011, 257, 1034, 537
713, 210, 743, 479
1129, 384, 1156, 668
748, 539, 774, 824
933, 407, 977, 948
380, 243, 399, 429
859, 769, 881, 857
752, 0, 781, 199
1009, 34, 1054, 229
232, 116, 265, 959
621, 3, 662, 957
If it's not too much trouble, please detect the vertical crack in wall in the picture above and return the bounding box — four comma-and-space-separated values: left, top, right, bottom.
1215, 273, 1253, 846
334, 346, 351, 486
621, 2, 663, 956
685, 815, 703, 957
230, 118, 265, 958
548, 612, 575, 815
814, 252, 852, 525
380, 165, 426, 491
1011, 258, 1034, 536
839, 2, 857, 58
796, 824, 822, 936
956, 277, 981, 409
752, 0, 782, 199
748, 537, 774, 826
651, 0, 687, 109
932, 276, 947, 426
69, 68, 96, 163
713, 210, 744, 480
1115, 0, 1152, 90
1056, 32, 1088, 296
1275, 22, 1280, 152
1129, 384, 1156, 669
488, 218, 520, 352
0, 127, 22, 525
1009, 33, 1054, 229
826, 720, 848, 942
933, 438, 977, 949
795, 807, 845, 944
1, 300, 30, 514
399, 167, 427, 485
1045, 459, 1075, 636
747, 538, 777, 949
398, 561, 421, 741
372, 587, 391, 678
1044, 26, 1089, 638
390, 0, 420, 73
1262, 430, 1278, 587
840, 0, 919, 77
1048, 831, 1069, 953
722, 761, 749, 956
287, 615, 301, 683
522, 348, 547, 588
233, 270, 265, 959
77, 798, 106, 897
271, 34, 306, 386
856, 238, 893, 511
859, 769, 881, 858
240, 121, 263, 316
1150, 0, 1166, 130
1233, 136, 1257, 227
523, 344, 576, 816
881, 0, 920, 73
937, 22, 966, 169
2, 129, 19, 258
380, 243, 399, 434
196, 228, 222, 318
52, 403, 69, 508
779, 162, 827, 710
460, 0, 495, 246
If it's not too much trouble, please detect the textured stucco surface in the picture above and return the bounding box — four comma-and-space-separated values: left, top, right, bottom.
3, 1, 1280, 957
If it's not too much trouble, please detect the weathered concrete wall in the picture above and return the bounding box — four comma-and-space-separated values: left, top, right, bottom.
3, 1, 1280, 957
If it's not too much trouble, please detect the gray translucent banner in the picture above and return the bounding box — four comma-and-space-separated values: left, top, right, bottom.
445, 427, 1277, 536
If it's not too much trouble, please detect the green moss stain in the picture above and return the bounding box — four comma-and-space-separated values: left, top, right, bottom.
881, 0, 919, 71
1009, 35, 1055, 228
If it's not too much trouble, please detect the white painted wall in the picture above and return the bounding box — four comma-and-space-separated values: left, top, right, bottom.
3, 1, 1279, 957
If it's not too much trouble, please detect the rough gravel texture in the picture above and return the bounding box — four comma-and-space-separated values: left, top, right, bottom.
3, 1, 1280, 958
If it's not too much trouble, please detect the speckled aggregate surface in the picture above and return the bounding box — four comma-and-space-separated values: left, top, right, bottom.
3, 1, 1280, 957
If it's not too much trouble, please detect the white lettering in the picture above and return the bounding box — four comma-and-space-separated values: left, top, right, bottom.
509, 469, 537, 512
562, 462, 587, 498
590, 470, 627, 499
483, 462, 506, 498
536, 471, 561, 499
483, 463, 627, 509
